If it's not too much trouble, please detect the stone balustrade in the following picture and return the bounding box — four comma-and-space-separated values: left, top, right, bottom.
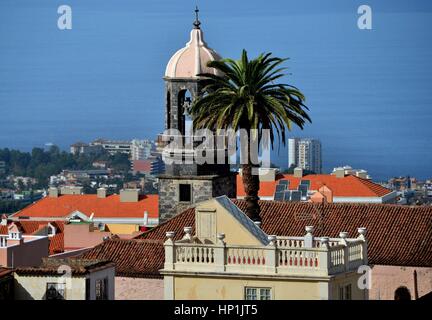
163, 226, 368, 277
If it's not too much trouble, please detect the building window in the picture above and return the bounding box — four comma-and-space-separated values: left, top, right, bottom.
339, 284, 352, 300
85, 278, 91, 300
179, 184, 192, 202
46, 283, 65, 300
47, 223, 56, 236
245, 287, 272, 300
95, 278, 108, 300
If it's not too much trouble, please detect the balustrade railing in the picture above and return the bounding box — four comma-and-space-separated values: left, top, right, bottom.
175, 244, 215, 264
163, 227, 368, 277
225, 246, 266, 266
278, 247, 319, 269
276, 237, 304, 248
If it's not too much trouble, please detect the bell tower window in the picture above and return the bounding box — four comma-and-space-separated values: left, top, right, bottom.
179, 184, 192, 202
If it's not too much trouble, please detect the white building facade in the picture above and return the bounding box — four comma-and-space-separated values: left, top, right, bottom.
130, 139, 154, 161
288, 138, 322, 174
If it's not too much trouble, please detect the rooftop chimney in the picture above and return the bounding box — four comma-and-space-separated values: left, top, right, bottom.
1, 214, 7, 226
120, 189, 140, 202
60, 186, 83, 195
97, 187, 107, 198
334, 168, 345, 178
293, 167, 303, 178
258, 168, 277, 182
48, 187, 59, 198
7, 224, 24, 246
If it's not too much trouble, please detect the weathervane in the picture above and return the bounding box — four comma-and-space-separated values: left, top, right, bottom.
193, 6, 201, 29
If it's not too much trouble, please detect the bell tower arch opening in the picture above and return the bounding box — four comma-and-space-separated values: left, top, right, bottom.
158, 7, 237, 221
178, 89, 193, 139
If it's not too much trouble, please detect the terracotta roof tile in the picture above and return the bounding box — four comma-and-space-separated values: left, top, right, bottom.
80, 239, 164, 278
237, 174, 393, 198
136, 200, 432, 268
12, 194, 158, 219
49, 233, 64, 255
82, 200, 432, 278
0, 267, 13, 278
0, 220, 64, 255
0, 225, 7, 235
15, 258, 115, 276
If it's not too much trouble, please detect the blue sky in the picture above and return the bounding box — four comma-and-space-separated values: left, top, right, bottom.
0, 0, 431, 180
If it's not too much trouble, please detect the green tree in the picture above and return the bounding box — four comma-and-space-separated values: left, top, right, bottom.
110, 153, 131, 173
191, 50, 311, 221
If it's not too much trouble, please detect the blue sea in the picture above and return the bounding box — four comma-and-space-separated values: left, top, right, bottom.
0, 0, 431, 180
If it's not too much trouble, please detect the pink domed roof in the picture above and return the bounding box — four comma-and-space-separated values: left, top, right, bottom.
165, 23, 222, 78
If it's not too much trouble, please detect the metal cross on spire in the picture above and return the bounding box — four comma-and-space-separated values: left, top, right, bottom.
193, 6, 201, 29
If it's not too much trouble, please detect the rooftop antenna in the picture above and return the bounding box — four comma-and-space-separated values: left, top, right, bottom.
193, 6, 201, 29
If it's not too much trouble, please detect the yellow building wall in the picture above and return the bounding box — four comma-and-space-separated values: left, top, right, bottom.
198, 201, 264, 246
173, 276, 325, 300
14, 274, 86, 300
106, 223, 139, 234
331, 272, 367, 300
216, 204, 262, 245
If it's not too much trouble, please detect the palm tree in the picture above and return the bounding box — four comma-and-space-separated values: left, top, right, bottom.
190, 50, 311, 221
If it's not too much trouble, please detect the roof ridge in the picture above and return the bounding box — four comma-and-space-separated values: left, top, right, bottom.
132, 206, 194, 240
113, 238, 163, 244
10, 195, 49, 217
350, 175, 392, 196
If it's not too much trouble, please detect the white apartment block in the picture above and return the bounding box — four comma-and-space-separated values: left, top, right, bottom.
90, 139, 132, 155
288, 138, 322, 174
130, 139, 154, 161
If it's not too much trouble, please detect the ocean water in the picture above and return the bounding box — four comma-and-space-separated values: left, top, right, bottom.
0, 0, 431, 180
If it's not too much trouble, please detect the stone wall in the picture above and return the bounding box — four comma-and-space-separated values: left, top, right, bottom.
370, 265, 432, 300
159, 174, 237, 222
115, 277, 163, 300
164, 79, 201, 131
212, 174, 236, 198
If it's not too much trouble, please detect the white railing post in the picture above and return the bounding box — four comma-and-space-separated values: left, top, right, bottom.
214, 233, 226, 272
304, 226, 314, 248
318, 237, 330, 275
339, 232, 349, 271
357, 227, 368, 265
164, 231, 175, 270
265, 235, 277, 273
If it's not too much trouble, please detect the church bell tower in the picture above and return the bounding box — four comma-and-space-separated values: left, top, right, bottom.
158, 8, 236, 221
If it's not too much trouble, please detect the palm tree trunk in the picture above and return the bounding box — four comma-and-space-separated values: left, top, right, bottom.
241, 163, 261, 222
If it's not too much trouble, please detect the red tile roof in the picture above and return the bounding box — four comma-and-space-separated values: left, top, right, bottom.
0, 267, 13, 278
0, 225, 7, 235
237, 174, 392, 198
0, 220, 64, 255
81, 239, 164, 278
12, 194, 158, 219
15, 258, 115, 276
81, 200, 432, 278
49, 232, 64, 255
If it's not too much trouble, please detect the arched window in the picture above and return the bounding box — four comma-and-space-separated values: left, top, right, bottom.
178, 89, 194, 142
394, 286, 412, 300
